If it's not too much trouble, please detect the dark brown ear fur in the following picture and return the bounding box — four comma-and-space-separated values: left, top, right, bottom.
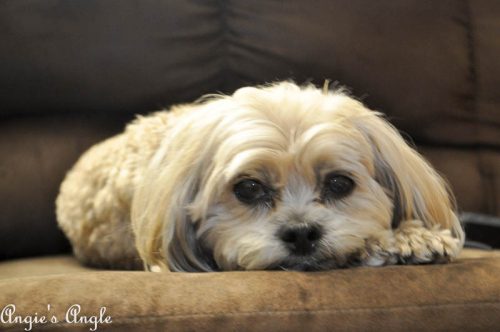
167, 217, 218, 272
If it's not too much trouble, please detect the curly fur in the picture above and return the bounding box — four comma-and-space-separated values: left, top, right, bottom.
56, 82, 464, 272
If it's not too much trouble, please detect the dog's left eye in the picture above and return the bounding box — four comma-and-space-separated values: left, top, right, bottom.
233, 179, 271, 205
322, 173, 355, 200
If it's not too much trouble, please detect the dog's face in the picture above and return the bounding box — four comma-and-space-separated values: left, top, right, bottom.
132, 82, 460, 272
194, 115, 393, 271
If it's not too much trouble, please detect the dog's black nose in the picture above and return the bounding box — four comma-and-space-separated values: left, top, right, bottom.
279, 224, 322, 255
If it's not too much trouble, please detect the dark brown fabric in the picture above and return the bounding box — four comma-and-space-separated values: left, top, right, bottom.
471, 0, 500, 147
0, 113, 132, 260
0, 0, 499, 259
0, 0, 223, 115
225, 1, 472, 145
0, 255, 94, 280
420, 147, 500, 215
227, 0, 500, 147
1, 0, 499, 146
1, 253, 500, 331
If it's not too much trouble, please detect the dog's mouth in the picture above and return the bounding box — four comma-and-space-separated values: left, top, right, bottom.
275, 261, 326, 271
270, 251, 364, 272
270, 257, 338, 272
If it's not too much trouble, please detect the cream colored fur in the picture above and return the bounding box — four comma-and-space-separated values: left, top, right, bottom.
56, 82, 464, 272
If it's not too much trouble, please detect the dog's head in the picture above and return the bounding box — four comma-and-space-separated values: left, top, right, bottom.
132, 82, 463, 271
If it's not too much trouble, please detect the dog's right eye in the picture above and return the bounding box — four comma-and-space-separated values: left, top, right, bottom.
233, 179, 270, 205
322, 173, 355, 201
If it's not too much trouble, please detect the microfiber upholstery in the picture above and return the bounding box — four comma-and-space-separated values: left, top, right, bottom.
1, 253, 500, 331
0, 0, 500, 331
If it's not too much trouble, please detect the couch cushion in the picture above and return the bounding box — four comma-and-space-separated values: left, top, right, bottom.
1, 249, 499, 279
420, 147, 500, 215
0, 0, 223, 115
1, 250, 499, 331
225, 0, 500, 147
0, 255, 94, 280
0, 113, 132, 261
2, 0, 499, 147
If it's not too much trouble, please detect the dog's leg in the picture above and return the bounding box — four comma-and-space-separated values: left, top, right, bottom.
391, 220, 462, 264
363, 220, 462, 266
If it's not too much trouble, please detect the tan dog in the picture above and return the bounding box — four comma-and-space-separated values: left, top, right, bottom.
56, 82, 464, 272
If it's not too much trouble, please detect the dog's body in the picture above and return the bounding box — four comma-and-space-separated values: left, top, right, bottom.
57, 82, 464, 272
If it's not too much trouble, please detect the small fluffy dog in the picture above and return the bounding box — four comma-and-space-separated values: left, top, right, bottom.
56, 82, 464, 272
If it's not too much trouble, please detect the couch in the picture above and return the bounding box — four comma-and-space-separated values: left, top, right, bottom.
1, 0, 499, 330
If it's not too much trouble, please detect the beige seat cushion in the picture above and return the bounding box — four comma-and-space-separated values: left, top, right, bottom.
1, 249, 499, 331
0, 255, 95, 280
1, 249, 498, 280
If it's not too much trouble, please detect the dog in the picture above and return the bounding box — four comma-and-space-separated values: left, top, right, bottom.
56, 82, 464, 272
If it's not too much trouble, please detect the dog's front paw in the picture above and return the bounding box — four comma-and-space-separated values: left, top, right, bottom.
361, 231, 399, 267
393, 220, 461, 264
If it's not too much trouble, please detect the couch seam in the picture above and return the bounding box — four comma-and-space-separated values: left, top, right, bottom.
462, 0, 477, 115
216, 0, 232, 92
3, 300, 499, 330
460, 0, 494, 214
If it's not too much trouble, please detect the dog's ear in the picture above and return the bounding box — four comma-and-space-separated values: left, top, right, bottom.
354, 111, 464, 244
131, 107, 219, 272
